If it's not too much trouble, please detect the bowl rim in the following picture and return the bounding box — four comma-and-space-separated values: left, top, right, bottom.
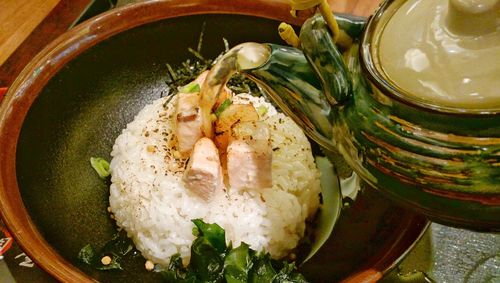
0, 0, 428, 281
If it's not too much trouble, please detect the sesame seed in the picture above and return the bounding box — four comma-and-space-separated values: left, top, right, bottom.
145, 260, 155, 271
101, 256, 112, 265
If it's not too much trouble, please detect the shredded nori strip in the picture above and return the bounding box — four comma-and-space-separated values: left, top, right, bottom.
164, 23, 261, 97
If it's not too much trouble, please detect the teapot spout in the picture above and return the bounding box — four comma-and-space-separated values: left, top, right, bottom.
234, 15, 354, 151
237, 43, 336, 151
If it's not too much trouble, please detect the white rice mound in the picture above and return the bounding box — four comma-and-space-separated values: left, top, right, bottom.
109, 93, 321, 266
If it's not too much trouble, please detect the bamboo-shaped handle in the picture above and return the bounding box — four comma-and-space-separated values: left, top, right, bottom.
289, 0, 355, 47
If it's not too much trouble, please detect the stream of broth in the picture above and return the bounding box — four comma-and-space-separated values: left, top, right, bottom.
200, 43, 270, 137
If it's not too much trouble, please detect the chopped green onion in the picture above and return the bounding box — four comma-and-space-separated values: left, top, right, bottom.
179, 82, 201, 93
257, 105, 268, 116
90, 157, 110, 179
214, 99, 232, 117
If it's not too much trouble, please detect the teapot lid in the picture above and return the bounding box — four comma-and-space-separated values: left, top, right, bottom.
373, 0, 500, 111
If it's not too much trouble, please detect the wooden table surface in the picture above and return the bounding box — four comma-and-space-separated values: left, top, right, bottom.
0, 0, 92, 86
0, 0, 60, 66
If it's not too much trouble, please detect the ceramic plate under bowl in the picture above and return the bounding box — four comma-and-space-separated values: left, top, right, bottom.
0, 1, 428, 282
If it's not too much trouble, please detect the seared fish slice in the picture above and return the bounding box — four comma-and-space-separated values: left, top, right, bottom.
175, 72, 208, 156
176, 71, 232, 156
214, 103, 259, 152
183, 137, 224, 201
227, 121, 272, 190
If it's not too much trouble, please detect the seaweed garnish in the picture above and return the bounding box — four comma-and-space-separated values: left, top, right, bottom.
78, 229, 136, 271
159, 219, 309, 283
164, 23, 262, 97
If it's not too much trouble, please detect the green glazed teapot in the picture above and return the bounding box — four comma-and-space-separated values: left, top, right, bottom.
209, 0, 500, 230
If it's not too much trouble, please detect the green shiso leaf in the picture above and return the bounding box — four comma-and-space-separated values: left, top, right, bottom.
90, 157, 110, 179
215, 99, 232, 118
179, 82, 201, 93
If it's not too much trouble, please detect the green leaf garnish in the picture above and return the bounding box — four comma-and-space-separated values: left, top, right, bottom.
101, 232, 134, 257
190, 236, 225, 282
77, 230, 135, 271
214, 99, 232, 118
161, 220, 309, 282
274, 261, 308, 283
257, 105, 268, 116
192, 219, 226, 253
179, 82, 201, 93
248, 253, 276, 283
192, 226, 200, 237
162, 254, 196, 282
224, 243, 254, 283
78, 244, 96, 265
95, 255, 123, 271
90, 157, 110, 179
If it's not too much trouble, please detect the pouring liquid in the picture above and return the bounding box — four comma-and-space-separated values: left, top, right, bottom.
378, 0, 500, 110
199, 43, 270, 138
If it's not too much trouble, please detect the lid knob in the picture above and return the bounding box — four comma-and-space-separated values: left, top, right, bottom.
447, 0, 500, 35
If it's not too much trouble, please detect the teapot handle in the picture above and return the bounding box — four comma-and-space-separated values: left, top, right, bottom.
299, 14, 353, 106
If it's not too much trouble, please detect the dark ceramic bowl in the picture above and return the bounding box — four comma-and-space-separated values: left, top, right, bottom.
0, 0, 427, 282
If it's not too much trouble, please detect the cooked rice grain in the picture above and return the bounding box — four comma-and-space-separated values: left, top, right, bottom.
109, 93, 320, 265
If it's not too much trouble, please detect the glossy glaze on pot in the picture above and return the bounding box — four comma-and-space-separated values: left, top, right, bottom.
244, 12, 500, 230
377, 0, 500, 109
360, 0, 500, 228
